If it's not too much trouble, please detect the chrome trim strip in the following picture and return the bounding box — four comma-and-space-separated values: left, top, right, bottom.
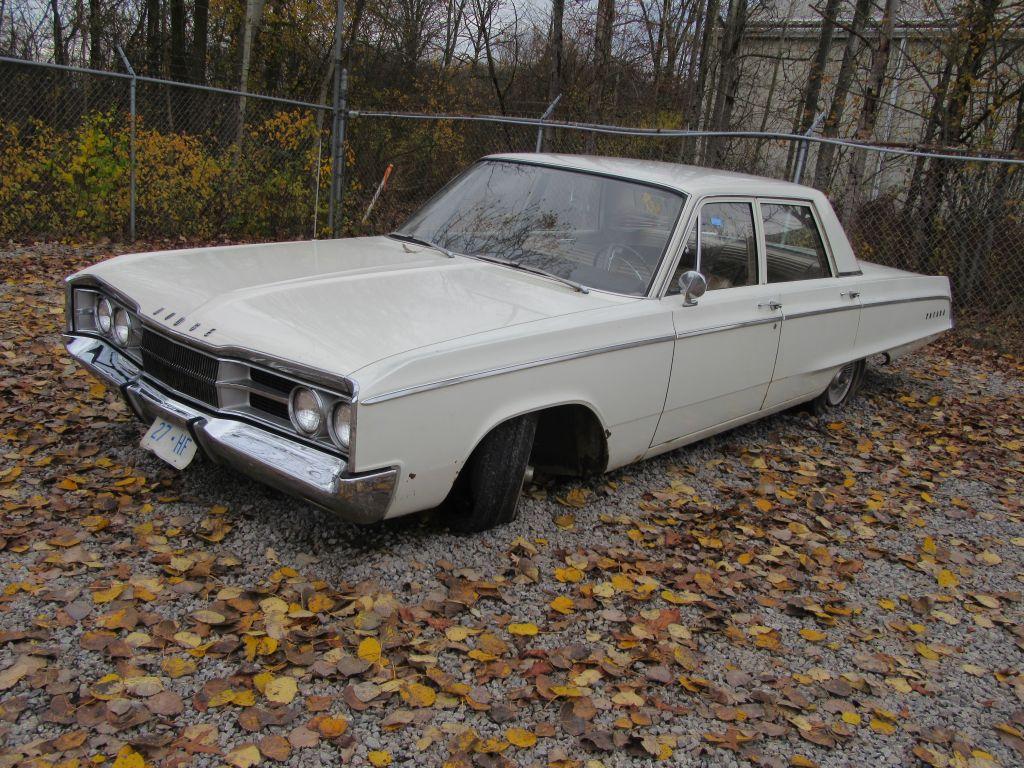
674, 316, 778, 340
860, 294, 951, 309
361, 334, 676, 404
782, 304, 860, 320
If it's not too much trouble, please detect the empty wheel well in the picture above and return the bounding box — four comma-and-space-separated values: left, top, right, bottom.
529, 404, 608, 477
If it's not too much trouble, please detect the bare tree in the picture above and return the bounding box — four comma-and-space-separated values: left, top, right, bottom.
788, 0, 842, 173
842, 0, 899, 216
812, 0, 872, 189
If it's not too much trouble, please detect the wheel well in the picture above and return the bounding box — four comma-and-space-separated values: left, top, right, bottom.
529, 404, 608, 477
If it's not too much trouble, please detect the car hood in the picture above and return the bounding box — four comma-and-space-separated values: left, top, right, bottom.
80, 237, 624, 376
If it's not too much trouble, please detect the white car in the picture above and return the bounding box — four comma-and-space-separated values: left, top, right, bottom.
64, 154, 952, 531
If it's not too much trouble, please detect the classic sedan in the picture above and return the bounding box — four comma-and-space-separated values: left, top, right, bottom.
64, 154, 952, 531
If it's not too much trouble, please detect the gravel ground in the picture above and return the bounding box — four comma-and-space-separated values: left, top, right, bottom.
1, 242, 1023, 768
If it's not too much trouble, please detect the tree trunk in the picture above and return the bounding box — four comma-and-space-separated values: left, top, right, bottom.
843, 0, 900, 221
169, 0, 187, 81
914, 0, 1002, 274
548, 0, 564, 102
237, 0, 267, 141
49, 0, 66, 65
191, 0, 208, 84
88, 0, 102, 69
146, 0, 161, 75
787, 0, 841, 173
707, 0, 748, 165
812, 0, 872, 190
590, 0, 616, 138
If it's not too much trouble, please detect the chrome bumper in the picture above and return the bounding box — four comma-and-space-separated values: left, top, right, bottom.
65, 335, 396, 524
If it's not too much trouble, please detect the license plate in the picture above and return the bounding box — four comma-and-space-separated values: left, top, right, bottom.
141, 418, 197, 469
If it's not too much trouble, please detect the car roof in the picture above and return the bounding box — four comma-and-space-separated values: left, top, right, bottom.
485, 152, 820, 199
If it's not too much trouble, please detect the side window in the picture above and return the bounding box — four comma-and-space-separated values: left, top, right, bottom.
668, 201, 758, 294
761, 203, 832, 282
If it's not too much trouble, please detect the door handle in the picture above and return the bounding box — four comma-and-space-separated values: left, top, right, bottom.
840, 291, 860, 299
758, 301, 783, 310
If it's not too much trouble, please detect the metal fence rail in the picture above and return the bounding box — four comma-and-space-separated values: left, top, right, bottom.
1, 56, 1021, 351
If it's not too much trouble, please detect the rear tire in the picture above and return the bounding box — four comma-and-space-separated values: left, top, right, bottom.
811, 359, 866, 415
445, 413, 538, 533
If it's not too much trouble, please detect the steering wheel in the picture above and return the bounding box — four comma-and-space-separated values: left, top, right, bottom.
598, 243, 649, 284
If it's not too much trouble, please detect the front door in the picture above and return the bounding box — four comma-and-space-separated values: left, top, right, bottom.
652, 199, 782, 446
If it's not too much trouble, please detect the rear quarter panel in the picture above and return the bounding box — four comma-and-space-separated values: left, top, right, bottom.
849, 262, 952, 361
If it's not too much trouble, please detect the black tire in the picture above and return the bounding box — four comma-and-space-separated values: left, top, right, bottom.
445, 413, 538, 533
811, 359, 866, 415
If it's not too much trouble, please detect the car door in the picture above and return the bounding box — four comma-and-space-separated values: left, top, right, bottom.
651, 198, 783, 446
759, 199, 862, 409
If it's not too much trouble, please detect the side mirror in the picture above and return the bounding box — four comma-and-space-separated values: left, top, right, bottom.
678, 270, 707, 306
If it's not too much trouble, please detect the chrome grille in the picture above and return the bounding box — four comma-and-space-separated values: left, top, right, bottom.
140, 328, 219, 407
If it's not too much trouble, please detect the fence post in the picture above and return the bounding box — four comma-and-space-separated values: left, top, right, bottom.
115, 45, 137, 242
535, 94, 562, 153
327, 0, 346, 237
792, 112, 823, 185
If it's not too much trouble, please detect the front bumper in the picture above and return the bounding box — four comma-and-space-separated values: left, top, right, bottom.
65, 335, 397, 524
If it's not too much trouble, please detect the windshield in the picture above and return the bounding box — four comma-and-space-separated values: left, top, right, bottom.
394, 160, 686, 296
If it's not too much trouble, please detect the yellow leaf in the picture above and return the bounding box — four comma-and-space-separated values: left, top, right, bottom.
915, 643, 940, 661
799, 628, 826, 642
232, 689, 256, 707
161, 657, 196, 679
264, 676, 297, 704
886, 677, 913, 693
554, 567, 584, 583
319, 716, 349, 738
550, 596, 574, 614
753, 498, 772, 513
841, 711, 862, 725
402, 682, 436, 708
791, 757, 819, 768
226, 744, 261, 768
936, 569, 959, 589
112, 746, 145, 768
358, 637, 382, 663
308, 593, 335, 613
506, 727, 537, 748
508, 623, 539, 636
93, 582, 124, 604
368, 751, 392, 767
869, 717, 897, 735
878, 598, 896, 610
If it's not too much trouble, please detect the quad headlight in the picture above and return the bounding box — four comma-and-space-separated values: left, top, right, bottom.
329, 402, 352, 450
96, 297, 114, 334
112, 307, 133, 346
288, 386, 353, 451
289, 387, 325, 435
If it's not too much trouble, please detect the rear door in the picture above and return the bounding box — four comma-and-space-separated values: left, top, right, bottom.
759, 199, 862, 409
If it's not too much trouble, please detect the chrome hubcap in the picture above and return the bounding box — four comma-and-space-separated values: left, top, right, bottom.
826, 363, 856, 406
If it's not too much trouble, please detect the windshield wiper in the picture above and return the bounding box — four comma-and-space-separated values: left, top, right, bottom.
470, 253, 590, 294
389, 232, 458, 259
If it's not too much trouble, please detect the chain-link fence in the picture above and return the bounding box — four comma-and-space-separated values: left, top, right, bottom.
2, 57, 1022, 351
